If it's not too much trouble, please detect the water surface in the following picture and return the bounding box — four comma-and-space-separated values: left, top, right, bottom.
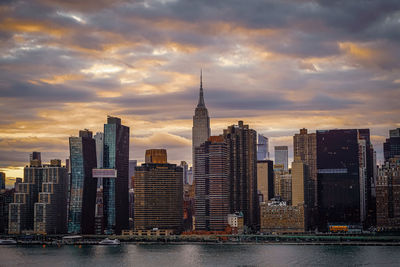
1, 244, 399, 266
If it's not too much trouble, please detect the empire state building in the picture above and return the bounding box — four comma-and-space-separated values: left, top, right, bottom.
192, 71, 211, 169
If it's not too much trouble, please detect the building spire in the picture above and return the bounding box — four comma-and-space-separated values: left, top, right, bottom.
197, 69, 205, 107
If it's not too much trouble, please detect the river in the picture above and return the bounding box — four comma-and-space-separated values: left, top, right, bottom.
1, 244, 400, 266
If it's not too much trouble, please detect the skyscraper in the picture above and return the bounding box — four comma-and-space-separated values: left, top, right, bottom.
257, 160, 274, 202
192, 70, 211, 170
194, 136, 229, 231
9, 153, 44, 234
384, 128, 400, 162
34, 159, 68, 234
275, 146, 288, 171
103, 116, 130, 234
94, 132, 104, 234
316, 129, 370, 231
223, 121, 258, 230
293, 128, 317, 228
68, 130, 97, 234
134, 149, 183, 232
257, 134, 269, 161
291, 156, 311, 230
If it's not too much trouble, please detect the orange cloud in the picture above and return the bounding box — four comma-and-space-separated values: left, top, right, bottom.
39, 74, 85, 84
0, 18, 67, 37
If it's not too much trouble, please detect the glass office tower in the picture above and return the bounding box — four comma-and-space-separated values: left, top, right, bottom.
103, 116, 129, 234
68, 130, 97, 234
316, 129, 370, 231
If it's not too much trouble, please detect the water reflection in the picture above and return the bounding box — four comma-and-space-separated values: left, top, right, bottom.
1, 244, 400, 267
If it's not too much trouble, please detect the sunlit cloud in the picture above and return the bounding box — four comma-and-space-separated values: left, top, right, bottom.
56, 11, 87, 24
0, 0, 399, 179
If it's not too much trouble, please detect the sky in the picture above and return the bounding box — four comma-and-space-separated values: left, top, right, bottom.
1, 0, 399, 185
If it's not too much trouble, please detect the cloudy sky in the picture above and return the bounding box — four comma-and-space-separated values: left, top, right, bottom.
1, 0, 399, 185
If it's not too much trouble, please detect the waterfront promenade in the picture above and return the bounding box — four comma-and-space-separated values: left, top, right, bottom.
2, 233, 400, 246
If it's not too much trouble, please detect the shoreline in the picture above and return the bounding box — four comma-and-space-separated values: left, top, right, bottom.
3, 233, 400, 247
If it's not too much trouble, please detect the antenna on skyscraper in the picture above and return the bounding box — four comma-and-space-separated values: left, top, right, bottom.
200, 68, 203, 89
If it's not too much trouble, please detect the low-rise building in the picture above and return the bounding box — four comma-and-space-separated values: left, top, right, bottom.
260, 199, 305, 234
227, 212, 244, 234
122, 229, 174, 236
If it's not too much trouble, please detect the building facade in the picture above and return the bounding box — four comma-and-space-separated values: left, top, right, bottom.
103, 116, 130, 234
260, 200, 305, 233
376, 156, 400, 231
274, 169, 292, 204
274, 146, 288, 171
0, 188, 14, 234
34, 160, 68, 234
223, 121, 258, 230
134, 150, 183, 232
192, 71, 211, 171
257, 134, 269, 161
384, 128, 400, 162
68, 130, 97, 234
9, 154, 44, 234
257, 160, 274, 202
291, 157, 311, 230
194, 136, 229, 231
316, 129, 371, 231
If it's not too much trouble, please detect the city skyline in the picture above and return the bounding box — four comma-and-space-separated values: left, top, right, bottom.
1, 0, 400, 185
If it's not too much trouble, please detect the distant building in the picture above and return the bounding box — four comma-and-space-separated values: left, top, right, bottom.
0, 172, 5, 190
376, 156, 400, 231
260, 200, 305, 233
68, 130, 97, 234
257, 134, 269, 160
227, 212, 244, 234
14, 178, 22, 192
129, 160, 137, 188
180, 161, 189, 185
223, 121, 258, 230
34, 160, 68, 234
30, 152, 41, 165
134, 150, 183, 233
274, 146, 288, 171
257, 160, 274, 201
145, 149, 167, 164
9, 153, 44, 234
128, 160, 137, 230
192, 70, 211, 174
194, 136, 229, 231
0, 188, 14, 234
384, 128, 400, 162
274, 169, 292, 205
187, 167, 193, 185
103, 116, 130, 234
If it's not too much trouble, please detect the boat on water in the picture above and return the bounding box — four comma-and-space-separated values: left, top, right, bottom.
0, 239, 17, 245
98, 238, 120, 245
